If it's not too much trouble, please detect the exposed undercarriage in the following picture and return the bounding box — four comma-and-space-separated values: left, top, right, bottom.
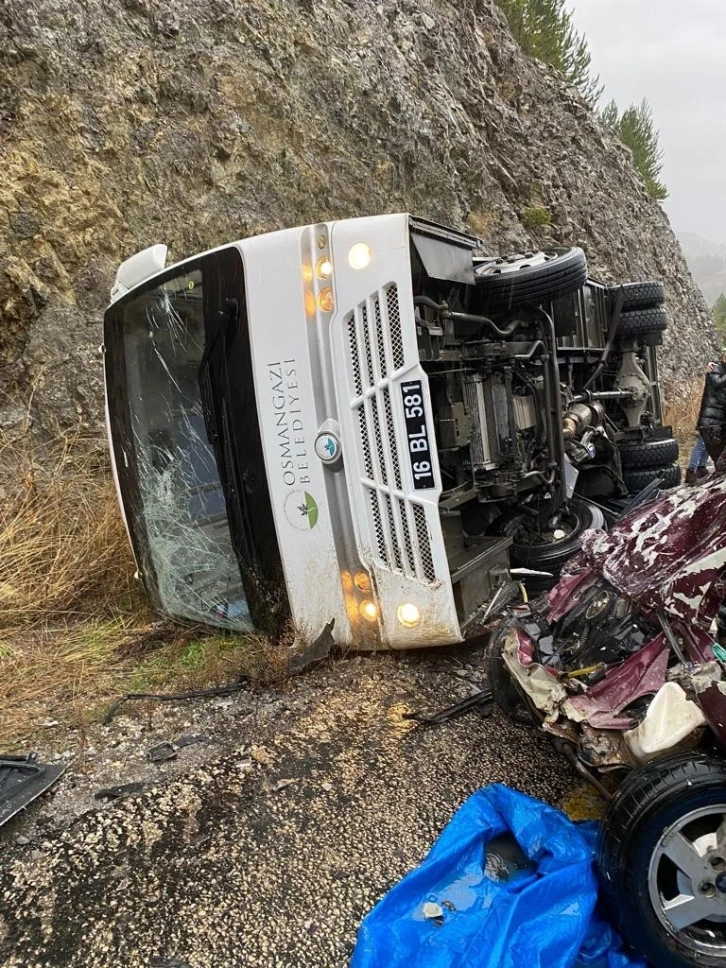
407, 220, 678, 625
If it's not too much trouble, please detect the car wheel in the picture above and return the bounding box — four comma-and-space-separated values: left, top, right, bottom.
508, 498, 605, 591
624, 464, 681, 493
619, 437, 680, 469
597, 752, 726, 968
618, 306, 669, 340
610, 280, 666, 312
475, 247, 587, 313
486, 619, 538, 725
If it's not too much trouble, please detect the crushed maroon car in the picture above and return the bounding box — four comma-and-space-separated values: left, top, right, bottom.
490, 475, 726, 968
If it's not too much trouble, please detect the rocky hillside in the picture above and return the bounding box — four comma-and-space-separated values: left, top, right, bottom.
0, 0, 716, 437
679, 232, 726, 305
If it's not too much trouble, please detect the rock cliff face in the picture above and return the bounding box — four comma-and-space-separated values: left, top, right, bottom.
0, 0, 715, 436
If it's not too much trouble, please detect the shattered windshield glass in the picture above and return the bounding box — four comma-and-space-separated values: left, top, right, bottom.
121, 267, 252, 630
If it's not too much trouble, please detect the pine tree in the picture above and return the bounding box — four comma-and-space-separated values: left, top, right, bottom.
713, 294, 726, 335
497, 0, 602, 105
601, 99, 668, 201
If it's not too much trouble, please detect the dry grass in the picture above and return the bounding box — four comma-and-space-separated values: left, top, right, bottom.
663, 377, 703, 445
0, 431, 140, 628
0, 432, 283, 750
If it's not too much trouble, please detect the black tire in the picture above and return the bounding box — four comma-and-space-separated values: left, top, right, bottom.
718, 603, 726, 638
476, 247, 587, 313
509, 499, 605, 591
597, 752, 726, 968
624, 464, 681, 493
619, 437, 680, 469
618, 306, 669, 340
486, 620, 538, 725
640, 329, 666, 347
610, 280, 666, 311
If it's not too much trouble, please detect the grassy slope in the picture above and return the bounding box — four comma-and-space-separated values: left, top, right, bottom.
0, 434, 279, 750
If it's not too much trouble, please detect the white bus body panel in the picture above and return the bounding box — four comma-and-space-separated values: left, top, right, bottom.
108, 217, 464, 649
241, 214, 462, 649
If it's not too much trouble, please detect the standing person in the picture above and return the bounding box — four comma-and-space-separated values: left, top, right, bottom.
685, 433, 709, 485
697, 359, 726, 473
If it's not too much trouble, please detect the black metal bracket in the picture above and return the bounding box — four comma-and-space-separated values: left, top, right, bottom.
403, 687, 494, 727
0, 754, 66, 827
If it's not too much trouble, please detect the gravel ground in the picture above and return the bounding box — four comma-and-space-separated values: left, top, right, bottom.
0, 649, 578, 968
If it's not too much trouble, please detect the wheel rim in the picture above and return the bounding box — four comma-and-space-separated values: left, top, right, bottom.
648, 804, 726, 957
511, 503, 585, 549
475, 250, 559, 278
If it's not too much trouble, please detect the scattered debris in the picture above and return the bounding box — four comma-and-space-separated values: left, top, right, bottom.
103, 681, 248, 724
174, 733, 209, 749
148, 742, 178, 764
421, 902, 444, 921
270, 778, 296, 792
403, 688, 493, 727
95, 782, 146, 801
0, 753, 66, 828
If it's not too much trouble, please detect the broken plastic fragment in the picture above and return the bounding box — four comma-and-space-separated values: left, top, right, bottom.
271, 778, 296, 792
148, 742, 178, 763
422, 902, 444, 920
95, 782, 146, 801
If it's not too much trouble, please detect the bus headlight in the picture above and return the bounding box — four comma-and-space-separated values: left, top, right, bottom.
360, 600, 379, 623
397, 603, 421, 628
316, 257, 333, 280
348, 243, 372, 270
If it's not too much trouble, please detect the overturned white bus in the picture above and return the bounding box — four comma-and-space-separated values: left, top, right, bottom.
103, 214, 676, 651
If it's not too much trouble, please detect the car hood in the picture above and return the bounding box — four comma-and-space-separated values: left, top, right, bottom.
566, 476, 726, 626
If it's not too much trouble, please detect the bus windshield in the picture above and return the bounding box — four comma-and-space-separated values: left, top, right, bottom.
110, 264, 252, 630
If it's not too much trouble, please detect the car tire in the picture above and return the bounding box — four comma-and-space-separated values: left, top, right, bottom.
610, 280, 666, 312
476, 247, 587, 313
597, 752, 726, 968
486, 620, 539, 725
624, 464, 681, 493
618, 306, 669, 341
619, 437, 680, 469
508, 499, 605, 591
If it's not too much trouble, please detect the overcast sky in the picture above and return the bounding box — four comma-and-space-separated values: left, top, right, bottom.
568, 0, 726, 245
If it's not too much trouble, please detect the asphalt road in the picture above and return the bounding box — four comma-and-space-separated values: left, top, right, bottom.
0, 651, 578, 968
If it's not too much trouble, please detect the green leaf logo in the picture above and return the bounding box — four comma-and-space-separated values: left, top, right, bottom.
303, 492, 318, 528
284, 489, 320, 531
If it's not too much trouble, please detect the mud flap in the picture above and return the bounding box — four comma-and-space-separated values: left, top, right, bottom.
288, 619, 336, 675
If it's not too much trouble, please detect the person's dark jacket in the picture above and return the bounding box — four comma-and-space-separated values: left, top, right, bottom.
698, 362, 726, 428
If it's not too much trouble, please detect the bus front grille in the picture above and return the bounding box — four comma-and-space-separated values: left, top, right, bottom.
344, 285, 436, 585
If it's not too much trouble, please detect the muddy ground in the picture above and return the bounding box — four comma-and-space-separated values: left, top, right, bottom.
0, 648, 581, 968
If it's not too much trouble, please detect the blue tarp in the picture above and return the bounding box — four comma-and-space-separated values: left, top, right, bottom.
351, 785, 647, 968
